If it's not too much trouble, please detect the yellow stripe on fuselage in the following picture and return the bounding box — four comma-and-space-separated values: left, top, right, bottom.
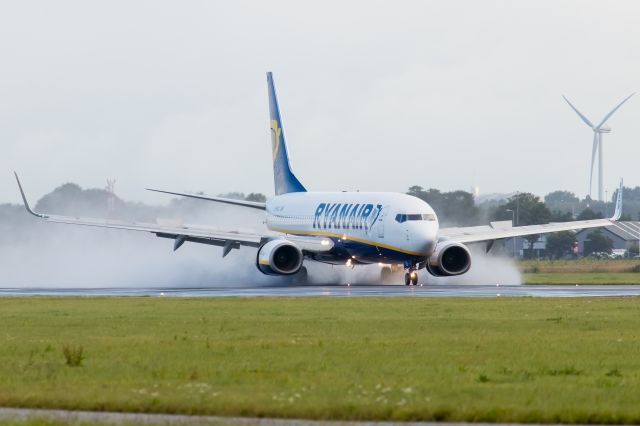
269, 227, 427, 257
259, 259, 270, 265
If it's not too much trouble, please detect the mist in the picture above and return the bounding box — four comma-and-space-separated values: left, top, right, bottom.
420, 248, 522, 286
0, 183, 289, 287
336, 250, 521, 286
0, 181, 522, 287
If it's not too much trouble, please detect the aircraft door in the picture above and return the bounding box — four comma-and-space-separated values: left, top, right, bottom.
375, 205, 388, 238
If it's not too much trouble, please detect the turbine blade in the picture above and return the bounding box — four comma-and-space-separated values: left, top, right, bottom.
589, 132, 598, 196
596, 92, 635, 129
563, 95, 595, 128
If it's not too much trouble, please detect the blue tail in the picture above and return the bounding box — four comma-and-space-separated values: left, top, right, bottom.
267, 72, 306, 195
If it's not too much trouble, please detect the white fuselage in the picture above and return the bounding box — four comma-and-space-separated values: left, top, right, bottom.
265, 192, 439, 265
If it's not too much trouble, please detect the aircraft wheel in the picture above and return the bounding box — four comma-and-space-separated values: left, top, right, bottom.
380, 267, 392, 283
411, 273, 418, 286
404, 273, 411, 286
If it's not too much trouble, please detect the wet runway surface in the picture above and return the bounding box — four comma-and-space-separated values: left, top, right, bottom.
2, 284, 640, 297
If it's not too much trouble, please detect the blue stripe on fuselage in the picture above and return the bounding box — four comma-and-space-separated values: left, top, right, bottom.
328, 237, 426, 264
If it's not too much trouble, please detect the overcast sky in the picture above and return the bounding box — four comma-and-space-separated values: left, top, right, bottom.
1, 1, 639, 205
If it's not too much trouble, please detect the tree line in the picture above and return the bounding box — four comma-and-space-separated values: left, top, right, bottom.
2, 182, 639, 258
408, 185, 640, 258
408, 185, 640, 227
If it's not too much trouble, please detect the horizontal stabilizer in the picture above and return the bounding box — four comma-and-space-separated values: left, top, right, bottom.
146, 188, 266, 210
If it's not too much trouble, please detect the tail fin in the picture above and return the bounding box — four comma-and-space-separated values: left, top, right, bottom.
267, 72, 306, 195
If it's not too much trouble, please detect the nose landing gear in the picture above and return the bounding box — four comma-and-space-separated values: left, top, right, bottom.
403, 260, 422, 286
404, 270, 418, 286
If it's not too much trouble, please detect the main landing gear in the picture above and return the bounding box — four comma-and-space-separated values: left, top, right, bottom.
404, 270, 418, 286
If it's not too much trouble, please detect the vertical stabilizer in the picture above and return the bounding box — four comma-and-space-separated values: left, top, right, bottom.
267, 72, 306, 195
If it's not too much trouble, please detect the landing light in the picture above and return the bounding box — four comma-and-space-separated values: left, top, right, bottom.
321, 239, 330, 246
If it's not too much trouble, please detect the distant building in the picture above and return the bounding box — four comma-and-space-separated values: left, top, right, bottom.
503, 235, 548, 259
501, 222, 640, 258
575, 222, 640, 255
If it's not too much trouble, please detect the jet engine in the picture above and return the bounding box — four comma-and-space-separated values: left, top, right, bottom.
256, 239, 304, 275
426, 241, 471, 276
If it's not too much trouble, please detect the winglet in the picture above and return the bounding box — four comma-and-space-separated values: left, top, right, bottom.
612, 179, 623, 221
13, 172, 47, 218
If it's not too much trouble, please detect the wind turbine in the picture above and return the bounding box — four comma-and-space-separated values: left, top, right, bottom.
563, 93, 634, 201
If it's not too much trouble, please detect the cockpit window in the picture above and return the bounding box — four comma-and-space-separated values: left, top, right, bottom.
396, 213, 435, 223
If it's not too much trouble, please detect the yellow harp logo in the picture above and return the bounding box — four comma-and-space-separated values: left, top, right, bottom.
270, 119, 282, 162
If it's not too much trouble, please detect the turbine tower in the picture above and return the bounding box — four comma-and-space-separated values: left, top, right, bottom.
563, 93, 634, 201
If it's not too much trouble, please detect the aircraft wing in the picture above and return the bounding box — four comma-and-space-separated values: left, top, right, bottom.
439, 218, 617, 244
14, 173, 332, 256
439, 181, 624, 244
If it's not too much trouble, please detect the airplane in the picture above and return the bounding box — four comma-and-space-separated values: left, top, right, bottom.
15, 72, 624, 286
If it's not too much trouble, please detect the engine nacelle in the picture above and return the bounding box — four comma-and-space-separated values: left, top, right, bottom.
256, 239, 304, 276
426, 241, 472, 276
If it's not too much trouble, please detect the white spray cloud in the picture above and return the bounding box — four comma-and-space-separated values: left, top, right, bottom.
0, 222, 521, 288
418, 247, 522, 286
0, 182, 522, 288
0, 190, 350, 287
325, 246, 522, 286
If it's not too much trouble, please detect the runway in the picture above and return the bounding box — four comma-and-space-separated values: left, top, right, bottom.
0, 407, 593, 426
2, 284, 640, 297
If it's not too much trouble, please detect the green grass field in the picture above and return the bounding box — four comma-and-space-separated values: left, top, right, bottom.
519, 259, 640, 284
523, 272, 640, 284
2, 297, 640, 423
519, 258, 640, 274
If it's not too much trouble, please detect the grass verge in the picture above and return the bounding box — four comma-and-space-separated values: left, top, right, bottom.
519, 259, 640, 284
519, 258, 640, 273
2, 297, 640, 423
524, 272, 640, 284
